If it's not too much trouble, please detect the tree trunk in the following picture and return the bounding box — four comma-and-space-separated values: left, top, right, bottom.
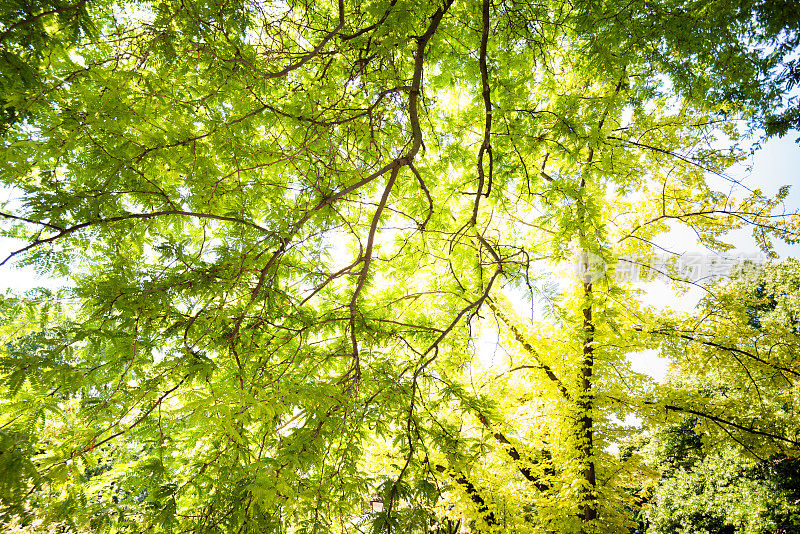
578, 275, 597, 528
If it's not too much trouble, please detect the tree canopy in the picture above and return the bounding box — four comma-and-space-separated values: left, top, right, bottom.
1, 0, 799, 533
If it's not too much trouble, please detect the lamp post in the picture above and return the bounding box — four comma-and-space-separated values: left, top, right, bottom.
370, 494, 384, 513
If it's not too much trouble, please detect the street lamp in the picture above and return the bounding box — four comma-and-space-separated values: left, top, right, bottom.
369, 494, 384, 513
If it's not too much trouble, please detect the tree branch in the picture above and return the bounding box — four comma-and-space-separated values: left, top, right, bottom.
486, 296, 571, 400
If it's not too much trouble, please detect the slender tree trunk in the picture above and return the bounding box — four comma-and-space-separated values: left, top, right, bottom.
578, 276, 597, 528
576, 130, 603, 530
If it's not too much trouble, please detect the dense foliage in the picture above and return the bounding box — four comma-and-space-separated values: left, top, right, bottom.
1, 0, 799, 533
642, 259, 800, 533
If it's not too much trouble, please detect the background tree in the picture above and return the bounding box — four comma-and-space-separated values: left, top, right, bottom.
639, 259, 800, 531
644, 427, 800, 534
648, 259, 800, 457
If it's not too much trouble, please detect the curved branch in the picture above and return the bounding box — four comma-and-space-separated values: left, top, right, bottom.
230, 0, 454, 353
261, 0, 346, 79
346, 166, 400, 381
1, 210, 272, 266
473, 0, 493, 209
339, 0, 398, 40
649, 402, 800, 446
644, 328, 800, 379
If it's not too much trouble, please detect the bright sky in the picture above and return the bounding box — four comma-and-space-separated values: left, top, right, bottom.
629, 134, 800, 380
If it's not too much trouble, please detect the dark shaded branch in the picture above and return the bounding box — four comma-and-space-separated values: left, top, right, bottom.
434, 464, 498, 528
474, 411, 551, 491
72, 375, 189, 458
231, 0, 454, 346
1, 210, 272, 266
414, 267, 502, 378
648, 402, 800, 446
578, 278, 597, 523
409, 163, 433, 230
224, 0, 456, 386
642, 327, 800, 379
0, 0, 90, 44
0, 211, 62, 230
261, 0, 346, 79
618, 209, 797, 245
339, 0, 398, 40
607, 135, 730, 181
407, 0, 454, 157
486, 297, 571, 400
260, 86, 412, 127
347, 167, 400, 381
473, 0, 493, 211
